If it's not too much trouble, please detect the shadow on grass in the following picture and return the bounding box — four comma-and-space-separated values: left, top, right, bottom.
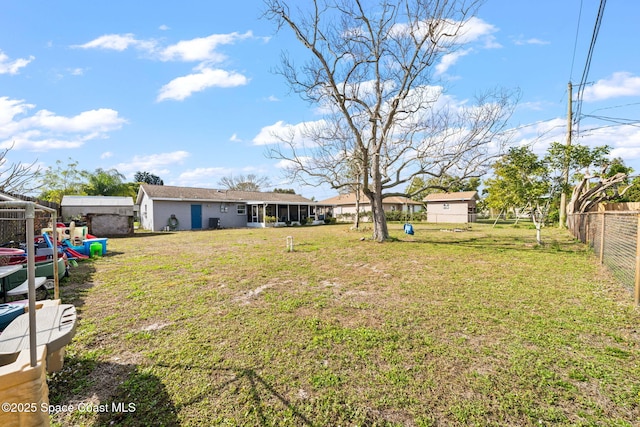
109, 232, 174, 239
59, 258, 97, 309
49, 356, 179, 427
160, 362, 316, 426
393, 233, 585, 254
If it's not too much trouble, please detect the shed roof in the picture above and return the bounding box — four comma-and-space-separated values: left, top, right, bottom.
137, 184, 318, 205
319, 192, 423, 206
61, 195, 134, 207
424, 191, 479, 202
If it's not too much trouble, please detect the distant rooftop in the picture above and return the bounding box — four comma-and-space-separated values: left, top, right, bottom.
423, 191, 479, 202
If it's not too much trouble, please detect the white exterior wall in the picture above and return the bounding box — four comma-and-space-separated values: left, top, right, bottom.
427, 201, 470, 223
335, 203, 420, 215
139, 195, 155, 231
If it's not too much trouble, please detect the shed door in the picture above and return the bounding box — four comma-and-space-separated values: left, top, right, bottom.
191, 204, 202, 230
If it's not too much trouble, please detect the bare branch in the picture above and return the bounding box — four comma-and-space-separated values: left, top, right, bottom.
264, 0, 516, 241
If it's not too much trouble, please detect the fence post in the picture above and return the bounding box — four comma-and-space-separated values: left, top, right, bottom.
599, 212, 606, 264
635, 213, 640, 305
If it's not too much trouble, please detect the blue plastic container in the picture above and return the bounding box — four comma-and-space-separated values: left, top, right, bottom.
83, 238, 107, 256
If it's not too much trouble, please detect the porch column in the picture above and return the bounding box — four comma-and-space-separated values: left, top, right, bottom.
287, 205, 291, 222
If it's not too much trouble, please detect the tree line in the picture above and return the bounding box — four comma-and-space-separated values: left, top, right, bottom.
29, 159, 289, 205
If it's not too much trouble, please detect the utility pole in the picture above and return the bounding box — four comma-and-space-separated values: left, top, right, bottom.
559, 82, 572, 228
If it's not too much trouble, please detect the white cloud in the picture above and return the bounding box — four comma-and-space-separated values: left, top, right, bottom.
0, 97, 127, 151
582, 72, 640, 102
252, 120, 326, 147
68, 67, 86, 76
510, 117, 566, 152
0, 50, 34, 75
159, 31, 253, 63
582, 125, 640, 161
101, 151, 113, 159
156, 68, 248, 102
72, 33, 150, 51
274, 158, 311, 170
173, 165, 272, 188
391, 16, 497, 45
436, 48, 472, 75
75, 31, 257, 101
513, 37, 550, 46
229, 133, 241, 142
113, 151, 190, 177
159, 25, 170, 31
509, 115, 640, 165
0, 97, 34, 126
178, 167, 232, 181
455, 17, 499, 45
428, 17, 500, 75
174, 167, 237, 188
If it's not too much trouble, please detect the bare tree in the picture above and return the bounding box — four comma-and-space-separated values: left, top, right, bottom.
264, 0, 518, 241
218, 174, 271, 192
0, 144, 42, 194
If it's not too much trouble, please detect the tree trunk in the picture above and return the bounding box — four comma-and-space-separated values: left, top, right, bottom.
369, 192, 389, 242
354, 188, 361, 230
531, 205, 543, 245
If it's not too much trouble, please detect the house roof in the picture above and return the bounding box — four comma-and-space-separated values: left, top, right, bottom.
61, 195, 134, 207
319, 192, 423, 206
423, 191, 479, 202
137, 184, 318, 205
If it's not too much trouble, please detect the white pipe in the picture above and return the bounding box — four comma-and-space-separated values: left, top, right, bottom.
51, 212, 59, 299
0, 201, 49, 368
25, 203, 37, 368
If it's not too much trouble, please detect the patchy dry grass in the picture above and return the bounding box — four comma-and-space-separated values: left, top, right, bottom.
47, 223, 640, 426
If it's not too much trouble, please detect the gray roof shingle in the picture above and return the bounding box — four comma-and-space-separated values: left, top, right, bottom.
139, 184, 316, 204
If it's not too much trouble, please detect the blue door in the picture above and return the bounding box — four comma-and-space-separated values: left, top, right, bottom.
190, 204, 202, 230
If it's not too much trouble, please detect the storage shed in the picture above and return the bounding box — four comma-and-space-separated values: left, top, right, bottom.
61, 195, 134, 236
424, 191, 479, 224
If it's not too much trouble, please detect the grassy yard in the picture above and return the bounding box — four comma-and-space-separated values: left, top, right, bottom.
47, 222, 640, 426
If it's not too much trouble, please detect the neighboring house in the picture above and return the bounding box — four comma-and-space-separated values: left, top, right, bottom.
424, 191, 479, 223
61, 195, 134, 236
136, 184, 334, 231
319, 192, 423, 221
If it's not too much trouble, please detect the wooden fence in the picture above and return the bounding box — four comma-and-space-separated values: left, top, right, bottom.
568, 211, 640, 305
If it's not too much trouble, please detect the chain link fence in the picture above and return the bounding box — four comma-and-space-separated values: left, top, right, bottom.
568, 211, 640, 304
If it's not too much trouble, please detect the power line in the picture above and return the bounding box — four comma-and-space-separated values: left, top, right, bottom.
569, 0, 584, 80
573, 0, 608, 134
588, 102, 640, 113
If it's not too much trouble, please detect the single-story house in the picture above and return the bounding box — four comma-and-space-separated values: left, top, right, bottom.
318, 192, 423, 221
61, 195, 134, 236
136, 184, 334, 231
424, 191, 479, 223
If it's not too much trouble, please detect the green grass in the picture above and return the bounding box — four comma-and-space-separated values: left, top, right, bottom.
47, 223, 640, 426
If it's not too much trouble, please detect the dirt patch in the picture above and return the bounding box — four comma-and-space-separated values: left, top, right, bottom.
234, 282, 277, 305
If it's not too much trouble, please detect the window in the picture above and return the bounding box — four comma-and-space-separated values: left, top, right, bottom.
220, 204, 229, 213
443, 203, 450, 210
237, 204, 246, 215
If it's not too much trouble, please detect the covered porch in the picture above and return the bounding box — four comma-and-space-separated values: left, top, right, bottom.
246, 203, 333, 227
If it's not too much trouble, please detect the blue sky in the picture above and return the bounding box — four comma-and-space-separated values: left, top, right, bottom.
1, 0, 638, 201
